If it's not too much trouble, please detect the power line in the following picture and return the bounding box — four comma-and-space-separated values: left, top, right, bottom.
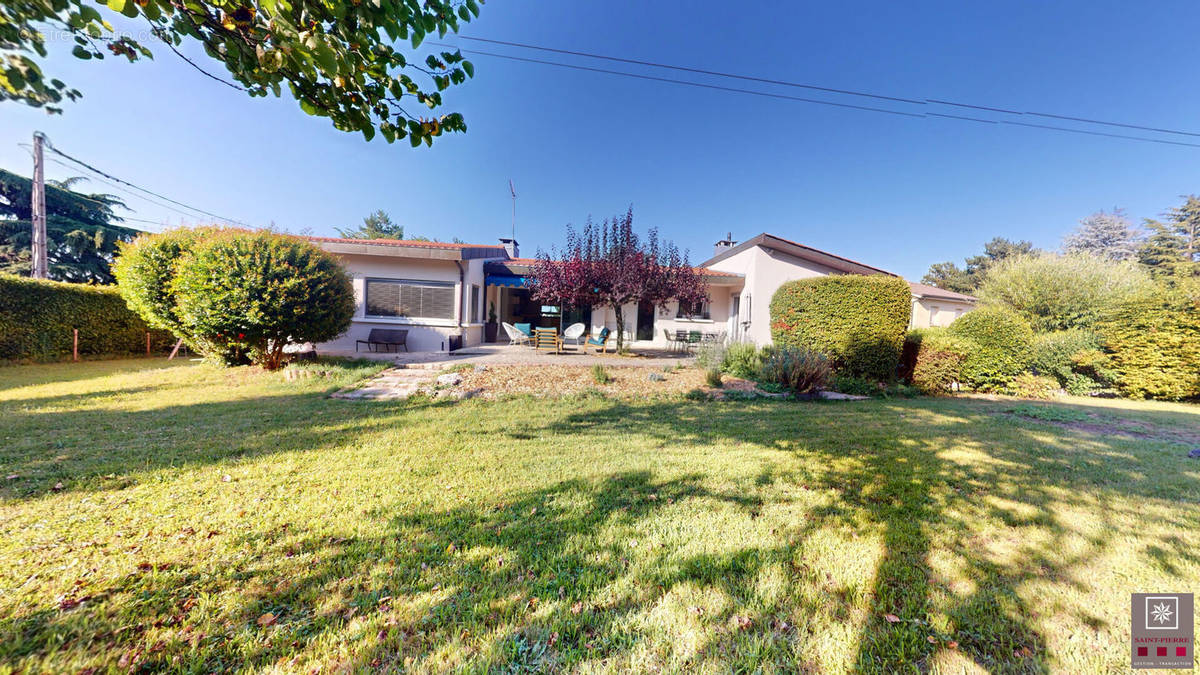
434, 46, 925, 119
458, 35, 925, 105
41, 139, 253, 226
44, 157, 216, 223
457, 35, 1200, 140
440, 44, 1200, 149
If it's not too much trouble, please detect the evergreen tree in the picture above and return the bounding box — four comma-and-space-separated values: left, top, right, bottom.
1139, 196, 1200, 277
0, 168, 137, 283
1063, 208, 1143, 261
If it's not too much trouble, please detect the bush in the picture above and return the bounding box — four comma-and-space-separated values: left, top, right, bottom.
113, 227, 217, 335
1097, 287, 1200, 400
947, 307, 1034, 390
1001, 373, 1060, 400
591, 364, 611, 384
830, 374, 879, 397
117, 228, 355, 370
909, 328, 975, 395
759, 346, 831, 395
0, 275, 174, 362
769, 275, 911, 380
704, 368, 723, 388
978, 253, 1155, 332
694, 341, 726, 371
721, 342, 761, 379
1029, 330, 1100, 386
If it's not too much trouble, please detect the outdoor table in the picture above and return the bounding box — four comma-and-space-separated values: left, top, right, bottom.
533, 327, 562, 354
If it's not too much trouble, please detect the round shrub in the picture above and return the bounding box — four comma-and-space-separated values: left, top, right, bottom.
769, 275, 911, 380
114, 227, 220, 335
910, 328, 975, 395
1097, 286, 1200, 400
978, 253, 1155, 332
171, 230, 355, 369
947, 307, 1034, 390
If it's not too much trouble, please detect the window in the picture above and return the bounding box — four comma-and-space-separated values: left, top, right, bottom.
365, 279, 455, 320
929, 305, 941, 327
470, 285, 481, 323
676, 298, 711, 319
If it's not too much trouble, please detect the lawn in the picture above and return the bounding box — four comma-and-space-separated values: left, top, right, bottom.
1, 359, 1197, 673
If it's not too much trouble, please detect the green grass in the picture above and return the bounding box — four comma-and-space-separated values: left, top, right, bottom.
1, 359, 1198, 673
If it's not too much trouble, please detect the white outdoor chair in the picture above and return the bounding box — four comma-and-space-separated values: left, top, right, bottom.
562, 323, 586, 348
502, 322, 531, 346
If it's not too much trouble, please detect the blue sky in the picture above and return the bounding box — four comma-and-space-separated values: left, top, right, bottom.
2, 1, 1198, 280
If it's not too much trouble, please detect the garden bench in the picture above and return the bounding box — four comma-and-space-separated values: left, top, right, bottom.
356, 328, 409, 353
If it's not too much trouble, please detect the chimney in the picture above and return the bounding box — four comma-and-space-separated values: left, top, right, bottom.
713, 232, 736, 257
499, 237, 519, 259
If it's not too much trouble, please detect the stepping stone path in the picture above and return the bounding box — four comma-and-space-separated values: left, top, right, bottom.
332, 365, 443, 400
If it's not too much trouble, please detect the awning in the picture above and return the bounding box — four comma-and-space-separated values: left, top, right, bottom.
485, 274, 530, 288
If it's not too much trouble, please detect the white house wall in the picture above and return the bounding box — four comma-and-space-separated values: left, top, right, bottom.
910, 297, 975, 329
318, 252, 496, 353
708, 245, 841, 345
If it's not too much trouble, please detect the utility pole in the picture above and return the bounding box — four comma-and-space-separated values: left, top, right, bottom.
30, 131, 48, 279
509, 179, 517, 241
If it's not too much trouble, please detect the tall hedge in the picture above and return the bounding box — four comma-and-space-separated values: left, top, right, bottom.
946, 307, 1034, 390
769, 275, 912, 379
1098, 286, 1200, 400
0, 275, 173, 363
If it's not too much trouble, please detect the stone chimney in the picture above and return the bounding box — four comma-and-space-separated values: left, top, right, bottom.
713, 232, 737, 257
499, 237, 519, 259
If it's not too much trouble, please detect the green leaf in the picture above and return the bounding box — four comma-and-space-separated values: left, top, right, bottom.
462, 60, 474, 78
71, 46, 93, 60
107, 0, 128, 13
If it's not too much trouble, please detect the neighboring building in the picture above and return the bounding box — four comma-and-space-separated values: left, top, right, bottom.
308, 231, 974, 353
907, 282, 977, 329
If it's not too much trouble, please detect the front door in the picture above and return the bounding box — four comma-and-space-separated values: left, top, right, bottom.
636, 302, 655, 341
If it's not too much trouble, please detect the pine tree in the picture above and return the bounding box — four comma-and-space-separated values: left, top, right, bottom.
1063, 208, 1143, 261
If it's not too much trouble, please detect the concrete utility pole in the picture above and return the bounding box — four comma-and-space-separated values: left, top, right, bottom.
30, 131, 48, 279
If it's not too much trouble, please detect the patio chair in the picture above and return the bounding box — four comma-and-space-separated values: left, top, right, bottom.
562, 323, 587, 348
663, 328, 687, 352
587, 327, 612, 353
502, 322, 531, 346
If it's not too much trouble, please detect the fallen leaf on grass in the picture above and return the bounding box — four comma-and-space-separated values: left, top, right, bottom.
257, 613, 276, 627
884, 614, 900, 623
947, 640, 959, 649
927, 635, 938, 644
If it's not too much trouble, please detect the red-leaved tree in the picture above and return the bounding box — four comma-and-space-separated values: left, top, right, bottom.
530, 209, 707, 351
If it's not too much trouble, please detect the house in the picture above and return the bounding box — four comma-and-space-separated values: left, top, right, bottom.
308, 231, 974, 353
907, 282, 978, 329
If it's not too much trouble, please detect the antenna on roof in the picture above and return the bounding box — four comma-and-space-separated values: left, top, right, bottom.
508, 179, 517, 241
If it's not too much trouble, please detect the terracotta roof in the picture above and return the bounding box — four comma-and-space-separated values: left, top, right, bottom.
304, 235, 501, 250
907, 281, 977, 303
700, 232, 895, 277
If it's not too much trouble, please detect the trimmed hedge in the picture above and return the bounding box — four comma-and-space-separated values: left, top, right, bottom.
0, 275, 173, 363
947, 307, 1034, 390
908, 328, 975, 395
1098, 287, 1200, 400
769, 275, 912, 379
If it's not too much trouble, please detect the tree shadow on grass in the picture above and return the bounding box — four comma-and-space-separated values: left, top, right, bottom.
2, 393, 1197, 672
2, 470, 812, 672
0, 391, 458, 501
